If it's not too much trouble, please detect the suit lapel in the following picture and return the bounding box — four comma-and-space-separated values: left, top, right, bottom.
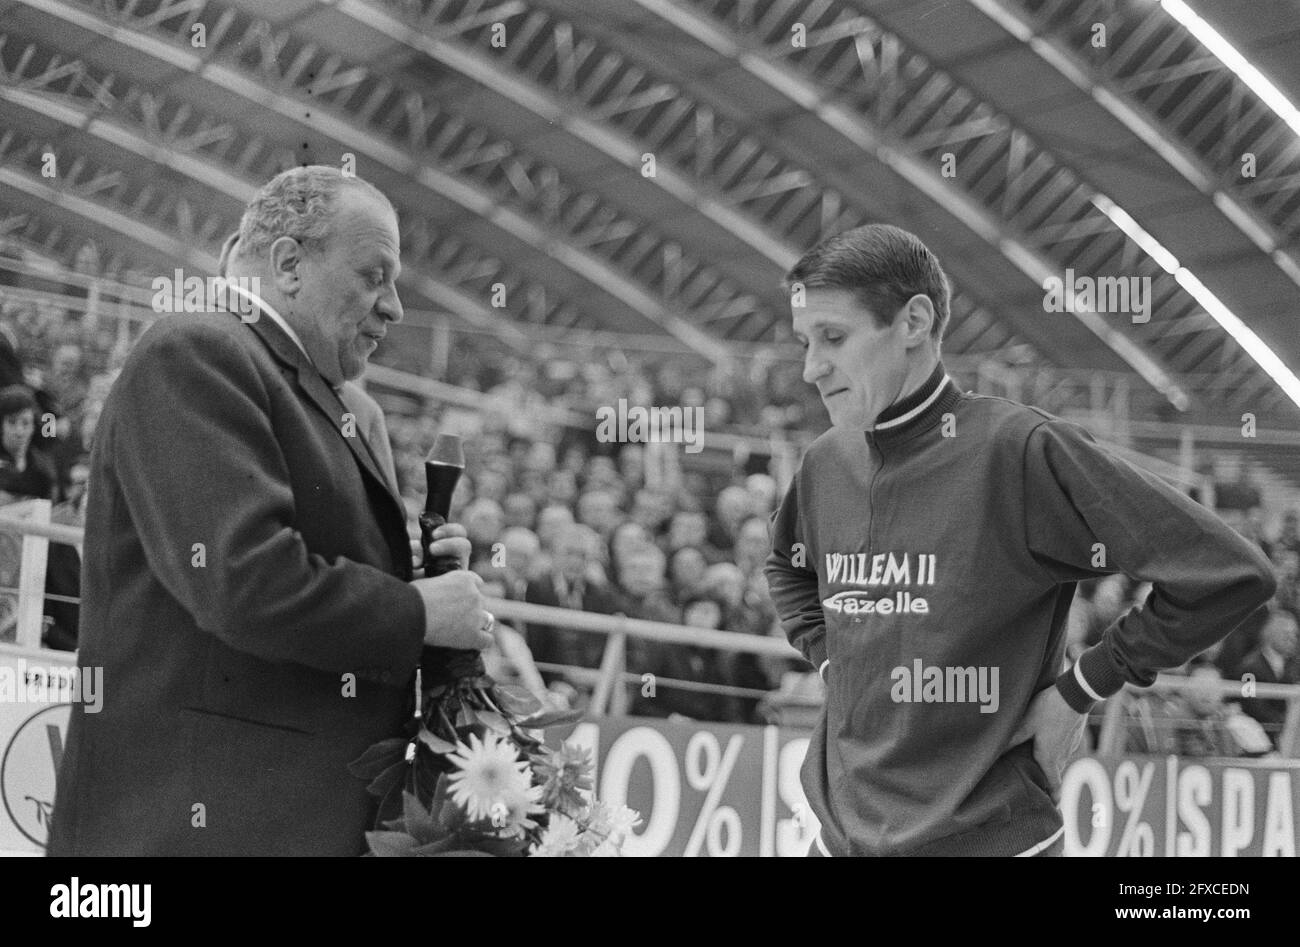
235, 307, 408, 528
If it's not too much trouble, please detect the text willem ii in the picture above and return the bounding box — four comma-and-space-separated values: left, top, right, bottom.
825, 552, 936, 586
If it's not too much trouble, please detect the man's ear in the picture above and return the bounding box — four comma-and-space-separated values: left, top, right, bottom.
901, 294, 935, 348
268, 236, 304, 295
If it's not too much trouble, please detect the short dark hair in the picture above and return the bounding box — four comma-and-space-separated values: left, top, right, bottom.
786, 224, 951, 341
0, 385, 37, 422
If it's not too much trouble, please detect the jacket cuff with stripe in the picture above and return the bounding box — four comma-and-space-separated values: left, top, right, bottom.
1055, 645, 1128, 713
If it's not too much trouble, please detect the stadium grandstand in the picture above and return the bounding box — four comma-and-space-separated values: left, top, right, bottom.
1, 0, 1299, 861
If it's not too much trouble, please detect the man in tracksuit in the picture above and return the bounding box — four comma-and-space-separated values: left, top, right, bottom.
766, 224, 1275, 856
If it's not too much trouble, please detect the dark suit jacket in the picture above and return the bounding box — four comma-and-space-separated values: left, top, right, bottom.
48, 308, 426, 856
1235, 648, 1300, 746
523, 573, 624, 672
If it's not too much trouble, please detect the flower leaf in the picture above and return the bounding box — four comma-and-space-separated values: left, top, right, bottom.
365, 831, 419, 857
409, 836, 461, 856
418, 729, 458, 754
492, 684, 543, 717
348, 737, 409, 780
366, 759, 410, 800
431, 774, 465, 831
401, 790, 441, 843
517, 706, 586, 730
477, 710, 511, 736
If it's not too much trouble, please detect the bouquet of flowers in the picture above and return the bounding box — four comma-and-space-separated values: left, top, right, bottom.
348, 652, 640, 857
351, 433, 638, 856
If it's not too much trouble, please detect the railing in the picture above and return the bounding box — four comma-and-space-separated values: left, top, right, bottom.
2, 512, 1298, 757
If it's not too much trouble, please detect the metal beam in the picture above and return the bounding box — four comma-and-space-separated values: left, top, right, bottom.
11, 0, 736, 362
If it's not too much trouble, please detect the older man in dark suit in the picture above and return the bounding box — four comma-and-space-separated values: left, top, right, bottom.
49, 166, 493, 856
1235, 604, 1300, 749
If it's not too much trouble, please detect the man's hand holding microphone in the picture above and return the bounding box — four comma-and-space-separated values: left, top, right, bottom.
411, 523, 494, 651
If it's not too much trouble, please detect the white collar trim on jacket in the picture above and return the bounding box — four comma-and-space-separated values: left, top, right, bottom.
873, 373, 951, 431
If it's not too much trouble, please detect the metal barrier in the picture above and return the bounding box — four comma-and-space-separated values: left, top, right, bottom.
3, 511, 1299, 756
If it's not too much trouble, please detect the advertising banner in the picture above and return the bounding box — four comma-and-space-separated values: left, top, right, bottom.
0, 644, 77, 855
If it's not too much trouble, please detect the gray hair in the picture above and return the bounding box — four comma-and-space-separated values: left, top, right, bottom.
234, 165, 393, 261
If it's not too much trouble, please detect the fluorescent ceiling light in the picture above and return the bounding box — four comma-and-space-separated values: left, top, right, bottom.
1160, 0, 1300, 138
1092, 192, 1300, 408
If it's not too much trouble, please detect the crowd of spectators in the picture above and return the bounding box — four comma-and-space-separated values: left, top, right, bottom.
1068, 509, 1300, 758
3, 291, 1300, 743
388, 411, 800, 725
0, 298, 122, 648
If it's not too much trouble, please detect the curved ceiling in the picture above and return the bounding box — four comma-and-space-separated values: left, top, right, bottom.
1, 0, 1297, 433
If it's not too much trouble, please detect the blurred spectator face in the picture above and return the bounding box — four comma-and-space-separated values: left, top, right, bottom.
519, 469, 548, 507
536, 505, 575, 551
734, 517, 770, 573
464, 498, 504, 549
52, 344, 83, 380
66, 461, 90, 507
610, 521, 651, 564
478, 432, 507, 459
716, 486, 752, 535
503, 492, 537, 531
560, 444, 587, 474
619, 444, 644, 483
668, 511, 708, 551
554, 525, 596, 583
745, 473, 778, 514
507, 438, 529, 469
684, 599, 723, 630
1186, 666, 1224, 717
88, 374, 115, 403
586, 456, 619, 489
670, 546, 707, 592
577, 489, 620, 537
704, 397, 730, 428
619, 546, 666, 597
1244, 507, 1268, 540
475, 468, 509, 505
2, 408, 34, 459
631, 489, 671, 533
703, 563, 745, 609
525, 442, 557, 475
759, 405, 788, 430
500, 527, 540, 582
628, 373, 654, 405
547, 469, 578, 507
1263, 610, 1299, 658
657, 363, 684, 395
1272, 550, 1299, 582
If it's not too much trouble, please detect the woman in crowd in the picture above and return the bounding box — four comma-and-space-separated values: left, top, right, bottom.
0, 384, 57, 502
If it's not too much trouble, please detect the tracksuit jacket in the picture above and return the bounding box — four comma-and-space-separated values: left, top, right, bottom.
765, 364, 1275, 856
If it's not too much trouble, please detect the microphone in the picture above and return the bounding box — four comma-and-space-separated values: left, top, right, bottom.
416, 433, 483, 684
419, 434, 465, 578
